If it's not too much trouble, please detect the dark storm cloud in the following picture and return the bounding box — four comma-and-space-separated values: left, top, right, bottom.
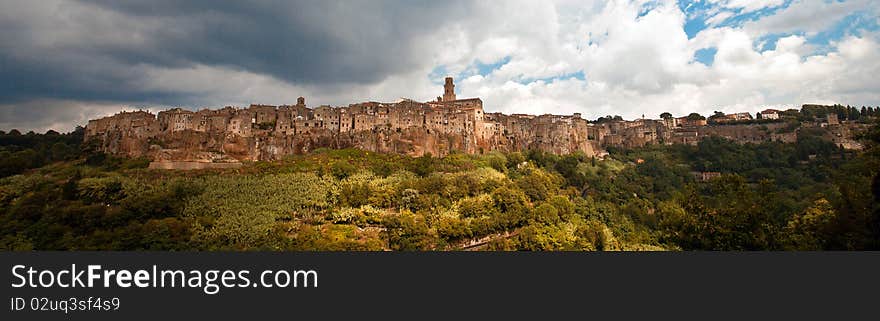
0, 52, 189, 104
0, 100, 144, 133
0, 0, 473, 105
79, 0, 462, 83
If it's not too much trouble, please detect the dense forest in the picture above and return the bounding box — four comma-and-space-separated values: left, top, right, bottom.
1, 117, 879, 251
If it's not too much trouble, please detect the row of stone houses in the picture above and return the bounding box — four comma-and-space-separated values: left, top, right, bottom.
84, 78, 870, 161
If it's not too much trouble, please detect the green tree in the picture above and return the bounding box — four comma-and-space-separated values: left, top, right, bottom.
687, 113, 705, 121
783, 199, 836, 250
534, 203, 560, 225
410, 153, 434, 177
516, 167, 560, 202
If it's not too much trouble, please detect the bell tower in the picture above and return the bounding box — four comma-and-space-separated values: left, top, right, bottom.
443, 77, 456, 102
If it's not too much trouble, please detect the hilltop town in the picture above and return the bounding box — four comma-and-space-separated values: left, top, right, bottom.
84, 77, 871, 169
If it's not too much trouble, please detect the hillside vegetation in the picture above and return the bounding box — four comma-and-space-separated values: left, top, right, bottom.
1, 121, 879, 250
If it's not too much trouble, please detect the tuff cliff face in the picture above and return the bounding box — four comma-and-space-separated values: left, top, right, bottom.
83, 104, 866, 163
82, 78, 864, 164
83, 80, 600, 162
85, 108, 599, 162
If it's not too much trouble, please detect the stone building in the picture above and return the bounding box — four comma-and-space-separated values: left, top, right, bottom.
228, 114, 253, 137
86, 77, 853, 163
758, 109, 780, 120
158, 108, 195, 132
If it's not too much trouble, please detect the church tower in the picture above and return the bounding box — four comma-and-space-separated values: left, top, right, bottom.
443, 77, 456, 102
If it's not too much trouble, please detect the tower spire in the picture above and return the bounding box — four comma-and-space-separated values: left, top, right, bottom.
443, 77, 456, 102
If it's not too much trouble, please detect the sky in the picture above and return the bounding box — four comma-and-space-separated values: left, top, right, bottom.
1, 0, 879, 132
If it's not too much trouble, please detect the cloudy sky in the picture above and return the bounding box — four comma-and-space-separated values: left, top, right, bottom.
1, 0, 878, 132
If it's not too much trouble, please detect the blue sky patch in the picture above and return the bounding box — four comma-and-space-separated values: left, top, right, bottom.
677, 0, 792, 38
428, 65, 449, 84
519, 71, 586, 84
428, 56, 513, 83
684, 16, 706, 39
809, 10, 880, 45
474, 56, 512, 77
638, 1, 662, 19
694, 47, 717, 66
430, 0, 876, 84
673, 0, 877, 57
756, 33, 794, 51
